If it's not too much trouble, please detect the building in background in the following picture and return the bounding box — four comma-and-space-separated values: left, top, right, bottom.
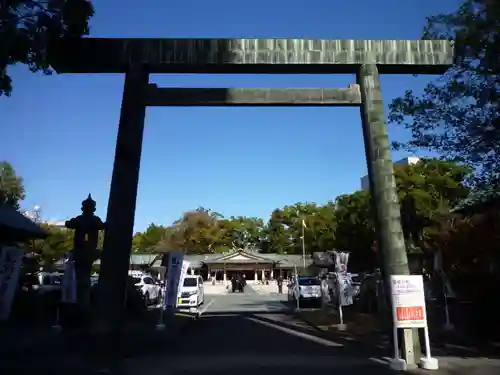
360, 156, 421, 191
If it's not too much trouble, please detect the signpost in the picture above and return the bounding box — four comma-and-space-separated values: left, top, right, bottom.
389, 275, 438, 371
156, 252, 185, 330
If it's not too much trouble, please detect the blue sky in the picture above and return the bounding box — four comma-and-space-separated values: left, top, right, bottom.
1, 0, 459, 232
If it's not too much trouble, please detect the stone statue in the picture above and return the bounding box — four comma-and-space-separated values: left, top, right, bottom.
65, 194, 105, 310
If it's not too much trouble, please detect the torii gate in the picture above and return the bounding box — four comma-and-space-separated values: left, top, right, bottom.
49, 38, 454, 364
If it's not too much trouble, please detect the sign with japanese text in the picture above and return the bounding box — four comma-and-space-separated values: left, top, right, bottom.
390, 275, 427, 328
334, 251, 353, 306
0, 247, 24, 321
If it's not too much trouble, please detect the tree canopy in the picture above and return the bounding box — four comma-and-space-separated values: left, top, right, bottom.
0, 161, 25, 209
389, 0, 499, 189
126, 158, 474, 273
1, 0, 94, 96
7, 156, 495, 277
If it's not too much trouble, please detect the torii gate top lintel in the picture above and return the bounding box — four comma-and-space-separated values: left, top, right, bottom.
49, 38, 454, 75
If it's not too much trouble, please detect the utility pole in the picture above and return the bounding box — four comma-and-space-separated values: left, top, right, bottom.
357, 65, 421, 369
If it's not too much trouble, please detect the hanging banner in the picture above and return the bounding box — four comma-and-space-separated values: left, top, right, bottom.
61, 254, 77, 304
164, 252, 184, 308
334, 251, 350, 274
334, 251, 353, 306
176, 260, 191, 306
390, 274, 428, 328
337, 272, 355, 306
0, 247, 24, 321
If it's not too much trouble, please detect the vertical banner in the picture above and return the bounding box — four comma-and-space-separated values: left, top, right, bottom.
61, 254, 77, 304
334, 251, 353, 306
0, 247, 24, 321
164, 252, 184, 308
177, 260, 191, 305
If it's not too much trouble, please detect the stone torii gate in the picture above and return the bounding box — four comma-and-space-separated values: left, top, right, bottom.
49, 38, 454, 363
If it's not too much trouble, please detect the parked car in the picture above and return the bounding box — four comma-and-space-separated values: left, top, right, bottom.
33, 272, 63, 294
288, 276, 322, 307
130, 273, 162, 305
177, 275, 204, 308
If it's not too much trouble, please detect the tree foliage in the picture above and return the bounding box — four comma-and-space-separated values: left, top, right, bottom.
132, 223, 166, 253
1, 0, 95, 96
123, 158, 476, 273
389, 0, 500, 188
0, 161, 25, 209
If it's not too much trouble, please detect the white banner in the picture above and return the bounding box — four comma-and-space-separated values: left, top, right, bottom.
334, 251, 349, 274
61, 254, 77, 304
177, 260, 190, 303
337, 272, 354, 306
164, 252, 184, 308
333, 251, 353, 306
0, 247, 24, 321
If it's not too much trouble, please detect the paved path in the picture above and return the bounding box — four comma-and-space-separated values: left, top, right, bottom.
200, 284, 288, 314
124, 286, 400, 375
125, 286, 500, 375
125, 312, 400, 375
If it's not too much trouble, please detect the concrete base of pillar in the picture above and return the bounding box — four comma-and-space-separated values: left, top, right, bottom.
337, 323, 347, 331
420, 357, 439, 370
389, 358, 407, 371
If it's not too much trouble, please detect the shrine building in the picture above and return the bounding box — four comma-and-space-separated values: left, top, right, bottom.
151, 248, 312, 282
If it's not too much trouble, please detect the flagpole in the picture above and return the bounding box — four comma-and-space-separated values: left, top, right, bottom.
301, 219, 306, 269
302, 225, 305, 269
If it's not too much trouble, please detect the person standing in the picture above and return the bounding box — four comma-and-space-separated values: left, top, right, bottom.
277, 275, 283, 294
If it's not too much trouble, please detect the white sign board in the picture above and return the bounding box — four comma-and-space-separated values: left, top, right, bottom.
164, 252, 184, 308
390, 275, 427, 328
0, 247, 24, 321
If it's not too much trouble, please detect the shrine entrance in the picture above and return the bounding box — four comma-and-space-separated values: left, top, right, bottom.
48, 38, 454, 341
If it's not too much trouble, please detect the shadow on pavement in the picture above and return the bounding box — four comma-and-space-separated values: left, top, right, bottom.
290, 305, 500, 361
142, 313, 404, 375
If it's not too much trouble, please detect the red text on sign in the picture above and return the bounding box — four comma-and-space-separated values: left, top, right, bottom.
396, 306, 424, 321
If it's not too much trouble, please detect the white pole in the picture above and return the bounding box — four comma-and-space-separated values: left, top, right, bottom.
393, 326, 399, 360
337, 273, 346, 331
294, 265, 300, 310
301, 224, 306, 269
156, 285, 167, 331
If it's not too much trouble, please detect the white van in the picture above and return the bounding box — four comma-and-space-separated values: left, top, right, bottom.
177, 275, 204, 307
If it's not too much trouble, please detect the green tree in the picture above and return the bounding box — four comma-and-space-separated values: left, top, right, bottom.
333, 158, 471, 271
334, 191, 377, 271
0, 161, 25, 209
394, 158, 471, 246
264, 202, 335, 255
25, 224, 73, 265
389, 0, 500, 188
1, 0, 95, 96
132, 223, 166, 253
